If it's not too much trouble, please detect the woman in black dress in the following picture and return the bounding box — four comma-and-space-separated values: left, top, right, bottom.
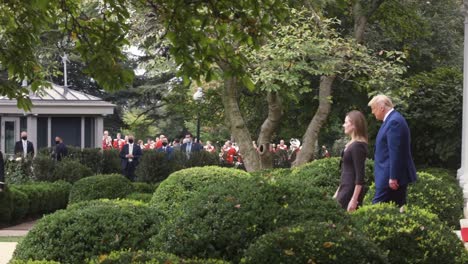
333, 110, 368, 212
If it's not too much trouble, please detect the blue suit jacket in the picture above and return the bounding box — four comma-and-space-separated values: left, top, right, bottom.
156, 146, 174, 159
374, 110, 417, 189
119, 144, 143, 169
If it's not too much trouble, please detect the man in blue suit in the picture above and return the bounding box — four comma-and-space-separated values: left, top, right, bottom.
156, 138, 174, 160
119, 135, 143, 181
368, 95, 417, 207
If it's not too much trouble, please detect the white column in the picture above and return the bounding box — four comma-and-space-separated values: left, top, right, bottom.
47, 117, 52, 148
95, 116, 104, 149
460, 1, 468, 201
81, 117, 85, 149
27, 115, 37, 155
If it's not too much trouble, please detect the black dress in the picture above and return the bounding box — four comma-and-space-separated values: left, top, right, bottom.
336, 141, 368, 209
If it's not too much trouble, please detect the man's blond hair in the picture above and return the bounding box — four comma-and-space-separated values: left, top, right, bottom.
368, 94, 394, 108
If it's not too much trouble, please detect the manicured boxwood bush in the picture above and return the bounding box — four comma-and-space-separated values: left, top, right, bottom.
69, 174, 134, 204
242, 221, 387, 264
0, 185, 15, 224
88, 250, 230, 264
101, 149, 121, 174
419, 167, 458, 184
10, 260, 60, 264
13, 200, 163, 264
9, 186, 29, 222
135, 150, 185, 183
250, 168, 292, 179
152, 176, 347, 262
132, 182, 158, 193
125, 193, 153, 203
13, 181, 72, 217
351, 203, 466, 264
364, 171, 463, 227
53, 158, 94, 183
183, 151, 219, 168
32, 154, 56, 182
287, 158, 374, 196
150, 166, 251, 215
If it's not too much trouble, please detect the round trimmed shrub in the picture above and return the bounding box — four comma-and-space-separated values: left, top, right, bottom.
242, 222, 387, 264
53, 158, 94, 183
250, 168, 292, 179
88, 250, 230, 264
10, 260, 60, 264
184, 151, 219, 168
69, 174, 134, 204
287, 158, 374, 196
126, 193, 153, 203
152, 176, 347, 262
13, 200, 163, 264
364, 172, 463, 227
132, 182, 158, 194
419, 167, 457, 184
150, 166, 250, 215
351, 203, 466, 264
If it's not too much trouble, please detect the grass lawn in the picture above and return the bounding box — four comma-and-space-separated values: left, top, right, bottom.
0, 236, 23, 242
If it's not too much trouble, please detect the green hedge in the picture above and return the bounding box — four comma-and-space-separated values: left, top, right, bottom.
152, 176, 346, 262
150, 166, 251, 216
88, 250, 230, 264
69, 174, 134, 204
101, 149, 122, 174
352, 203, 466, 264
0, 182, 71, 225
364, 171, 463, 227
135, 150, 185, 183
53, 158, 94, 183
13, 181, 72, 217
242, 222, 387, 264
32, 155, 56, 182
14, 200, 163, 264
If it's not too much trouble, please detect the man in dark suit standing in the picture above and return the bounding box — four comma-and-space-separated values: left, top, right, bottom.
119, 135, 142, 181
368, 95, 417, 207
181, 133, 203, 158
156, 138, 174, 160
14, 131, 34, 158
52, 136, 68, 161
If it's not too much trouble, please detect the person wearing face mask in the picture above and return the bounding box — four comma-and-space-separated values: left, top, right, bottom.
156, 138, 174, 160
14, 131, 35, 158
119, 135, 143, 181
52, 136, 68, 161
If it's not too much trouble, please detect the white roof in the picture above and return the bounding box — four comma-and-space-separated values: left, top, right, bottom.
0, 83, 115, 115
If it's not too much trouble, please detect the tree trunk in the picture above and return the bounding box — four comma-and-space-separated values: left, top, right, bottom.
221, 75, 262, 172
293, 75, 335, 167
292, 0, 386, 167
257, 92, 283, 169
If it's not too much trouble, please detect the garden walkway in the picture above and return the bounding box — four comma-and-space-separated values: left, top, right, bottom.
0, 220, 36, 264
